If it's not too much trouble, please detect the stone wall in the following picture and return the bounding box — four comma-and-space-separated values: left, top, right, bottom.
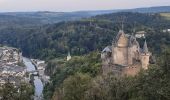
121, 64, 142, 76
140, 53, 151, 69
113, 47, 128, 66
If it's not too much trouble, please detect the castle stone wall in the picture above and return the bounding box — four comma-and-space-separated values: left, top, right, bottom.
113, 47, 128, 66
121, 64, 141, 76
127, 47, 133, 65
140, 53, 150, 69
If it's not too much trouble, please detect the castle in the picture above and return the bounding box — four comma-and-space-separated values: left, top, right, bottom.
101, 30, 151, 76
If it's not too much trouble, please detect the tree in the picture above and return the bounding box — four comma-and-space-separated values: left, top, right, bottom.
0, 82, 34, 100
60, 73, 91, 100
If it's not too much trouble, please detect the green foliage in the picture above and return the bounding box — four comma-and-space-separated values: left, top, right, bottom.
0, 82, 34, 100
61, 73, 92, 100
44, 49, 170, 100
43, 51, 101, 99
0, 12, 170, 100
42, 12, 170, 99
0, 12, 170, 60
84, 76, 134, 100
45, 58, 66, 76
145, 31, 170, 55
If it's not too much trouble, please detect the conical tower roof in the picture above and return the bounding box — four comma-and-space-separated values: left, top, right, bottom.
143, 40, 149, 53
115, 30, 125, 41
114, 30, 129, 47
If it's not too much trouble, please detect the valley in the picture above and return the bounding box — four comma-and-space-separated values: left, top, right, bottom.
0, 6, 170, 100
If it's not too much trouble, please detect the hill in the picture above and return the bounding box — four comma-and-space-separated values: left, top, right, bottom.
85, 6, 170, 14
123, 6, 170, 13
0, 12, 170, 60
0, 6, 170, 28
0, 11, 170, 100
0, 11, 94, 25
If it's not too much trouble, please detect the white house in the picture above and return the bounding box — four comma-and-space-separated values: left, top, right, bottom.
135, 31, 146, 38
163, 29, 170, 33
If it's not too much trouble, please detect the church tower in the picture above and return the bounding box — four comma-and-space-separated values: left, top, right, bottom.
140, 40, 151, 69
67, 52, 71, 61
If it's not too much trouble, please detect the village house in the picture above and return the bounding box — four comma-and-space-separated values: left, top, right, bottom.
135, 31, 146, 38
0, 46, 22, 65
0, 46, 26, 86
163, 29, 170, 33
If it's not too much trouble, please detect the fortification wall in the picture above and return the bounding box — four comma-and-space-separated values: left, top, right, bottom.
121, 64, 141, 76
113, 47, 128, 66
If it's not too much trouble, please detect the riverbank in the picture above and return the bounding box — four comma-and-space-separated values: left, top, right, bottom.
31, 59, 50, 85
23, 57, 44, 100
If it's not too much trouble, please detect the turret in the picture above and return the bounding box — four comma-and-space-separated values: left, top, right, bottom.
143, 40, 149, 53
140, 40, 151, 69
112, 30, 129, 66
113, 30, 124, 45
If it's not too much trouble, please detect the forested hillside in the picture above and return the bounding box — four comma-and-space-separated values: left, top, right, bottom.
0, 6, 169, 30
0, 12, 170, 60
0, 11, 96, 27
0, 11, 170, 100
44, 49, 170, 100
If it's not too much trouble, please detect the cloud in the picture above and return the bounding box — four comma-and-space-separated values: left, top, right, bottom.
0, 0, 169, 12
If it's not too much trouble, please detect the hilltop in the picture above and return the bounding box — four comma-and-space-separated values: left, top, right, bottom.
0, 6, 170, 28
0, 12, 169, 60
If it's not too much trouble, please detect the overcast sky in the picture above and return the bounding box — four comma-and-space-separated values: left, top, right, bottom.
0, 0, 170, 12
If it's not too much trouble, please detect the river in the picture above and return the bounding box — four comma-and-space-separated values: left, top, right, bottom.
23, 57, 43, 99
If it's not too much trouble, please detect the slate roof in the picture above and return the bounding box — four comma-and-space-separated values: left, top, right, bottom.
142, 40, 149, 53
102, 46, 112, 53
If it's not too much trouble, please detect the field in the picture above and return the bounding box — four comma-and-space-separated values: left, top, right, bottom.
160, 13, 170, 20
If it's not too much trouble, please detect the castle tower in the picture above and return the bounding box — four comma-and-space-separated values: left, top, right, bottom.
112, 30, 129, 66
127, 35, 135, 65
140, 40, 151, 69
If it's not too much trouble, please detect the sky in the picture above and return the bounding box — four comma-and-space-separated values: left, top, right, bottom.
0, 0, 170, 12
